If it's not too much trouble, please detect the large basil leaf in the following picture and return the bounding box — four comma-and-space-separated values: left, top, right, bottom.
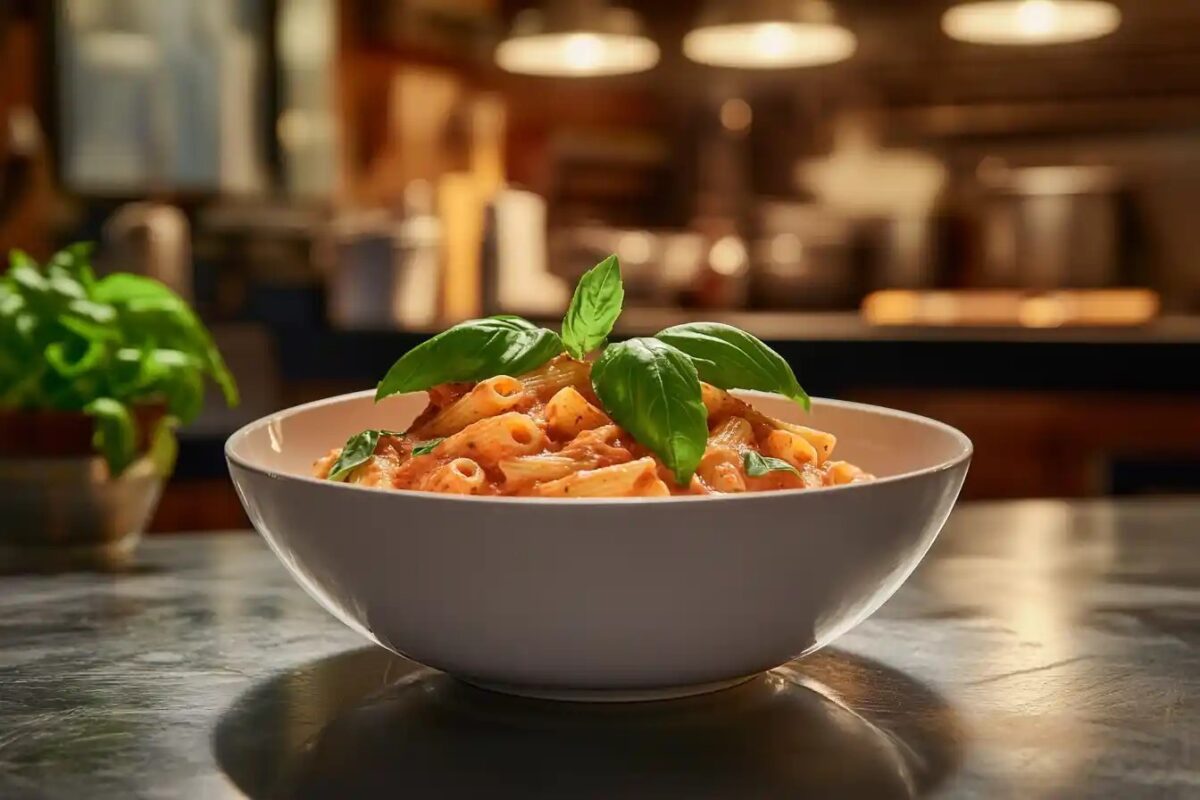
376, 316, 563, 400
656, 322, 810, 410
326, 429, 403, 482
590, 337, 708, 485
743, 451, 800, 478
561, 255, 624, 360
84, 398, 136, 475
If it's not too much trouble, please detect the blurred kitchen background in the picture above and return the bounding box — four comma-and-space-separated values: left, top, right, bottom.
2, 0, 1199, 529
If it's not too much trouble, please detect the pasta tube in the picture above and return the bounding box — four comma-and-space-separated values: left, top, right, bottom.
533, 457, 669, 497
419, 376, 526, 437
546, 386, 611, 440
440, 412, 546, 463
763, 429, 820, 469
708, 416, 753, 449
518, 357, 591, 399
421, 457, 486, 494
696, 446, 746, 493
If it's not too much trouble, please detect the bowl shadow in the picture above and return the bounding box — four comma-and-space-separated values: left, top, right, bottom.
213, 647, 962, 800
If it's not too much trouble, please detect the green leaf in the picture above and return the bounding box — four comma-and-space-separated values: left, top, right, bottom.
655, 322, 810, 410
411, 437, 444, 456
326, 429, 403, 482
743, 450, 801, 478
561, 255, 624, 360
44, 338, 105, 378
148, 416, 180, 478
590, 337, 708, 486
46, 243, 97, 289
84, 398, 137, 476
64, 299, 117, 327
376, 316, 563, 400
139, 349, 205, 423
96, 274, 239, 407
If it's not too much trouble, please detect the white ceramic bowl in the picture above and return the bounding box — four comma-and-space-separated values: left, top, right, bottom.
227, 390, 971, 701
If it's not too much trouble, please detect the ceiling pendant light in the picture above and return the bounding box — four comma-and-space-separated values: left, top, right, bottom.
942, 0, 1121, 45
495, 0, 659, 77
683, 0, 857, 69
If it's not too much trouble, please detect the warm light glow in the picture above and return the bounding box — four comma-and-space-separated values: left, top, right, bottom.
942, 0, 1121, 45
710, 236, 748, 275
719, 98, 753, 132
684, 21, 857, 68
863, 289, 1160, 328
496, 31, 659, 76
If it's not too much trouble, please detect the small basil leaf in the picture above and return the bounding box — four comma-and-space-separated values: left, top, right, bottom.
84, 398, 137, 476
148, 416, 180, 478
326, 429, 404, 482
47, 243, 97, 290
411, 438, 444, 456
561, 255, 624, 360
743, 450, 801, 478
376, 316, 563, 400
591, 338, 708, 486
656, 322, 810, 410
44, 338, 105, 378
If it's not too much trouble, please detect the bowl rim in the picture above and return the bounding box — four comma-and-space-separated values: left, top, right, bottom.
225, 389, 973, 506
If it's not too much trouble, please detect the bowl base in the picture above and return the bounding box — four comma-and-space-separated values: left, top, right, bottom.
458, 673, 760, 703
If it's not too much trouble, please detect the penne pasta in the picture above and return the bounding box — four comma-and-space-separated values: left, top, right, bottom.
440, 412, 547, 463
317, 303, 870, 497
500, 426, 632, 487
417, 376, 526, 438
421, 457, 487, 494
533, 457, 668, 497
824, 460, 873, 486
546, 386, 611, 440
708, 416, 753, 449
700, 383, 836, 464
696, 446, 746, 493
518, 357, 591, 399
763, 429, 820, 469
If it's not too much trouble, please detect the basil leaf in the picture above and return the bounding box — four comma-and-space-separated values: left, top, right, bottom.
591, 338, 707, 486
139, 349, 206, 423
561, 255, 624, 360
84, 398, 137, 476
95, 274, 239, 407
326, 429, 404, 482
376, 316, 563, 400
411, 438, 444, 456
47, 243, 97, 290
656, 322, 810, 410
148, 415, 180, 478
743, 451, 800, 478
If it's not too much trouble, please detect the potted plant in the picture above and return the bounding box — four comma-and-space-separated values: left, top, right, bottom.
0, 243, 237, 568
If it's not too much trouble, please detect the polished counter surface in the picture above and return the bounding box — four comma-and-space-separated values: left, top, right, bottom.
1, 499, 1197, 798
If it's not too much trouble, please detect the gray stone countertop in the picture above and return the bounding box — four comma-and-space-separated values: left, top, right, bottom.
1, 499, 1197, 799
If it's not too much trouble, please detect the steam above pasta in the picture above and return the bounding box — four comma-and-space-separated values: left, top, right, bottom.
313, 356, 873, 497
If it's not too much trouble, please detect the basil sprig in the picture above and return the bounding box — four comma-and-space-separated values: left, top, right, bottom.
376, 316, 563, 400
656, 322, 809, 410
368, 253, 813, 489
562, 255, 624, 359
743, 451, 800, 478
591, 338, 708, 485
327, 429, 403, 482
